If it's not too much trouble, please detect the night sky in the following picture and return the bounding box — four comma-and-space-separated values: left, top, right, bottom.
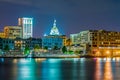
0, 0, 120, 37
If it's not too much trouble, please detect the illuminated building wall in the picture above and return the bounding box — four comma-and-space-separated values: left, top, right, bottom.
43, 19, 67, 49
14, 38, 42, 50
70, 33, 79, 45
91, 30, 120, 56
70, 31, 90, 53
25, 38, 42, 50
50, 19, 67, 46
70, 31, 90, 45
18, 17, 33, 39
0, 38, 14, 50
14, 38, 25, 50
58, 35, 67, 46
70, 30, 120, 55
4, 26, 22, 39
0, 32, 5, 38
50, 19, 60, 35
42, 35, 63, 50
65, 38, 72, 51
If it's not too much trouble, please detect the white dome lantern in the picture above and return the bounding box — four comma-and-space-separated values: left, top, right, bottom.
50, 19, 60, 35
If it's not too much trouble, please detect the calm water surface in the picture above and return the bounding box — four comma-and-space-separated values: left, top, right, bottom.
0, 58, 120, 80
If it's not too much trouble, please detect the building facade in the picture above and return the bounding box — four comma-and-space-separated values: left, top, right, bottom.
18, 17, 33, 39
0, 38, 14, 50
42, 35, 63, 50
14, 38, 42, 50
0, 32, 5, 38
14, 38, 25, 51
50, 19, 60, 35
25, 38, 42, 50
66, 38, 72, 46
70, 30, 120, 56
4, 26, 22, 39
42, 19, 65, 49
70, 30, 90, 53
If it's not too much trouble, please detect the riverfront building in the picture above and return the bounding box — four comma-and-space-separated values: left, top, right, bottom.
0, 32, 5, 38
70, 30, 120, 56
0, 38, 14, 50
25, 38, 42, 50
0, 37, 42, 51
43, 35, 63, 49
14, 38, 42, 51
42, 19, 66, 49
18, 17, 33, 39
4, 26, 22, 39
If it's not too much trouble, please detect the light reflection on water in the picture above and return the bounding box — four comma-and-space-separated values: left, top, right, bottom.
0, 58, 120, 80
103, 59, 113, 80
94, 58, 102, 80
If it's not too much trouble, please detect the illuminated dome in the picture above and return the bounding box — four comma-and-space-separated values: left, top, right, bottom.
50, 19, 60, 35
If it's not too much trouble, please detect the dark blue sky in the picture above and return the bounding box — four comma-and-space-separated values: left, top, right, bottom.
0, 0, 120, 37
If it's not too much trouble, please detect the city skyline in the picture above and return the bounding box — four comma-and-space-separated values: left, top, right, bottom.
0, 1, 120, 80
0, 0, 120, 37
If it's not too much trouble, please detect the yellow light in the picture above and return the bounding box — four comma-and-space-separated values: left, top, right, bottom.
13, 59, 17, 63
106, 51, 110, 54
103, 60, 113, 80
96, 51, 100, 56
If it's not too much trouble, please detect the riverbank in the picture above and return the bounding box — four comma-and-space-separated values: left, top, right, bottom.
0, 54, 120, 58
0, 54, 80, 58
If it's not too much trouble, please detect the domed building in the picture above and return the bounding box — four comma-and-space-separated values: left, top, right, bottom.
42, 19, 67, 50
50, 19, 60, 35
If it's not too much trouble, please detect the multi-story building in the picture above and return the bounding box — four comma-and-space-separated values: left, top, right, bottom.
18, 17, 33, 39
49, 19, 67, 46
70, 30, 120, 56
14, 38, 42, 50
42, 35, 63, 49
0, 38, 14, 50
57, 35, 67, 46
66, 38, 72, 46
0, 32, 5, 38
91, 30, 120, 56
70, 30, 91, 45
4, 26, 22, 39
14, 38, 25, 50
25, 38, 42, 50
70, 30, 90, 53
42, 19, 66, 49
70, 33, 78, 45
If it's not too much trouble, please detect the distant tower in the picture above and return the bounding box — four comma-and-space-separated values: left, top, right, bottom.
50, 19, 60, 35
18, 17, 33, 39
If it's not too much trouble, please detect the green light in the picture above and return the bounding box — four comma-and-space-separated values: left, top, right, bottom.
24, 50, 30, 55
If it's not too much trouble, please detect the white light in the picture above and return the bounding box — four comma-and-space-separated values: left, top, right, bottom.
44, 34, 47, 36
50, 19, 60, 35
20, 59, 31, 63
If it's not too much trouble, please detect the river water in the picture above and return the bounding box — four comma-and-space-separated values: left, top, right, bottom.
0, 58, 120, 80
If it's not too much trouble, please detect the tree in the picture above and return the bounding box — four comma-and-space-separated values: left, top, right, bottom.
34, 44, 40, 52
53, 45, 58, 50
44, 46, 48, 50
68, 50, 73, 54
24, 46, 30, 55
4, 45, 9, 52
62, 46, 67, 53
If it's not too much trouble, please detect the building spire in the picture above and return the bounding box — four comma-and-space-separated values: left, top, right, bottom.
50, 19, 60, 35
53, 19, 56, 27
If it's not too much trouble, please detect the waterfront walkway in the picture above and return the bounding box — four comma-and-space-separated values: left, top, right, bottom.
0, 53, 80, 58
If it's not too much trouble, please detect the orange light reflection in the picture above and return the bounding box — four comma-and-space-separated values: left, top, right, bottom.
94, 58, 101, 80
103, 59, 113, 80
